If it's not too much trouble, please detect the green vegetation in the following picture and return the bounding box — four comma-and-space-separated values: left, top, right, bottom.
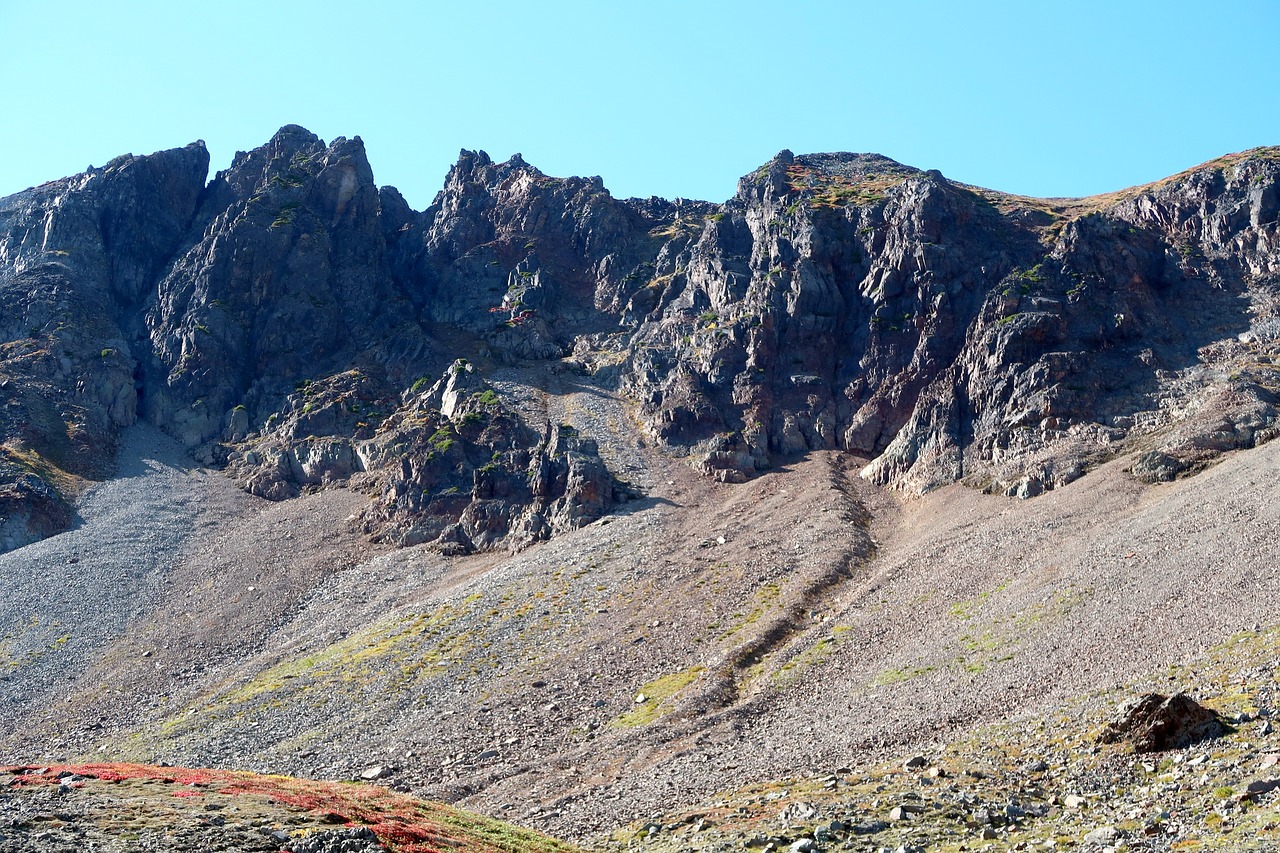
428, 426, 455, 453
610, 665, 705, 728
949, 581, 1011, 620
717, 582, 781, 641
773, 628, 850, 686
871, 664, 936, 686
280, 171, 308, 188
270, 201, 303, 228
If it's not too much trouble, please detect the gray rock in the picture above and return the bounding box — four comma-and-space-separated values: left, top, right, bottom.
778, 801, 818, 824
1238, 777, 1280, 800
1083, 825, 1119, 845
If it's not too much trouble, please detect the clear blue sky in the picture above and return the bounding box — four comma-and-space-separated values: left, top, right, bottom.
3, 1, 1278, 208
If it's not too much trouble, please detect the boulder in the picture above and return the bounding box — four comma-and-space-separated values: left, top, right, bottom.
1097, 692, 1227, 752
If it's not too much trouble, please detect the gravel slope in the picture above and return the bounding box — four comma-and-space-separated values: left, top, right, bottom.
1, 381, 1279, 848
0, 424, 255, 731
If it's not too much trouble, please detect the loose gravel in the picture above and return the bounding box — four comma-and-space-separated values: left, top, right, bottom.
0, 424, 253, 729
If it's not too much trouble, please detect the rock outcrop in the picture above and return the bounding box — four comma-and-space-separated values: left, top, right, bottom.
621, 149, 1280, 497
1098, 692, 1228, 752
1, 128, 1278, 553
0, 142, 208, 548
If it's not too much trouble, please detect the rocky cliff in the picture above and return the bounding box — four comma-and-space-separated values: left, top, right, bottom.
2, 128, 1277, 552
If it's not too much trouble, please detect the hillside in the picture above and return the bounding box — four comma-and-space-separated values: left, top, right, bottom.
1, 130, 1278, 851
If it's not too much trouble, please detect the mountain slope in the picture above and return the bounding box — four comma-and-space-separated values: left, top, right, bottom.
1, 131, 1279, 848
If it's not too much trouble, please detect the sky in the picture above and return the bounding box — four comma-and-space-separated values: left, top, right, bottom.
2, 1, 1278, 209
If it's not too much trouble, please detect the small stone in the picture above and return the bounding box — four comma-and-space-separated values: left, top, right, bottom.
359, 765, 391, 781
1083, 826, 1118, 845
1022, 759, 1048, 773
788, 840, 817, 853
980, 827, 998, 840
903, 755, 928, 771
779, 801, 818, 824
634, 693, 648, 704
1064, 794, 1087, 809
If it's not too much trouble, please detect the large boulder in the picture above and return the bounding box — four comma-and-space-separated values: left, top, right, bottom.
1097, 692, 1227, 752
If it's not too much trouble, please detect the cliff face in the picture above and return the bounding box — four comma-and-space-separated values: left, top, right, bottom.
1, 129, 1277, 552
0, 143, 208, 549
622, 149, 1280, 495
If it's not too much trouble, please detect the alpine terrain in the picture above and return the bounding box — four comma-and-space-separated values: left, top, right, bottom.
1, 127, 1279, 852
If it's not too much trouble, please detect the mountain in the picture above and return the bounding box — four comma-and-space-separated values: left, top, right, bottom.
1, 129, 1278, 851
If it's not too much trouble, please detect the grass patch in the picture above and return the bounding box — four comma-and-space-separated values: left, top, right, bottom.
871, 664, 936, 687
610, 665, 705, 728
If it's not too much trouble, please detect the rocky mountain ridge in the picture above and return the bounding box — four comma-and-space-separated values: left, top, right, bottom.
2, 129, 1278, 554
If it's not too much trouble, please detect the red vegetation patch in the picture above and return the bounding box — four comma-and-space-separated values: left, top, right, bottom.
2, 763, 564, 853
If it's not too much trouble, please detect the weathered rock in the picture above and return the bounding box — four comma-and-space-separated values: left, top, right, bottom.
4, 128, 1280, 555
1083, 825, 1119, 846
283, 826, 386, 853
0, 142, 209, 551
1236, 777, 1280, 801
1097, 692, 1228, 752
346, 363, 624, 551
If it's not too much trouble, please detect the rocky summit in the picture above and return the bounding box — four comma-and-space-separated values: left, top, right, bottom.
1, 129, 1279, 852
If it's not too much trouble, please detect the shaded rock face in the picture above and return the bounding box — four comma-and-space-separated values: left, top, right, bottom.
1, 129, 1279, 553
623, 150, 1280, 496
143, 126, 424, 451
0, 143, 208, 547
389, 149, 691, 362
1097, 692, 1227, 752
